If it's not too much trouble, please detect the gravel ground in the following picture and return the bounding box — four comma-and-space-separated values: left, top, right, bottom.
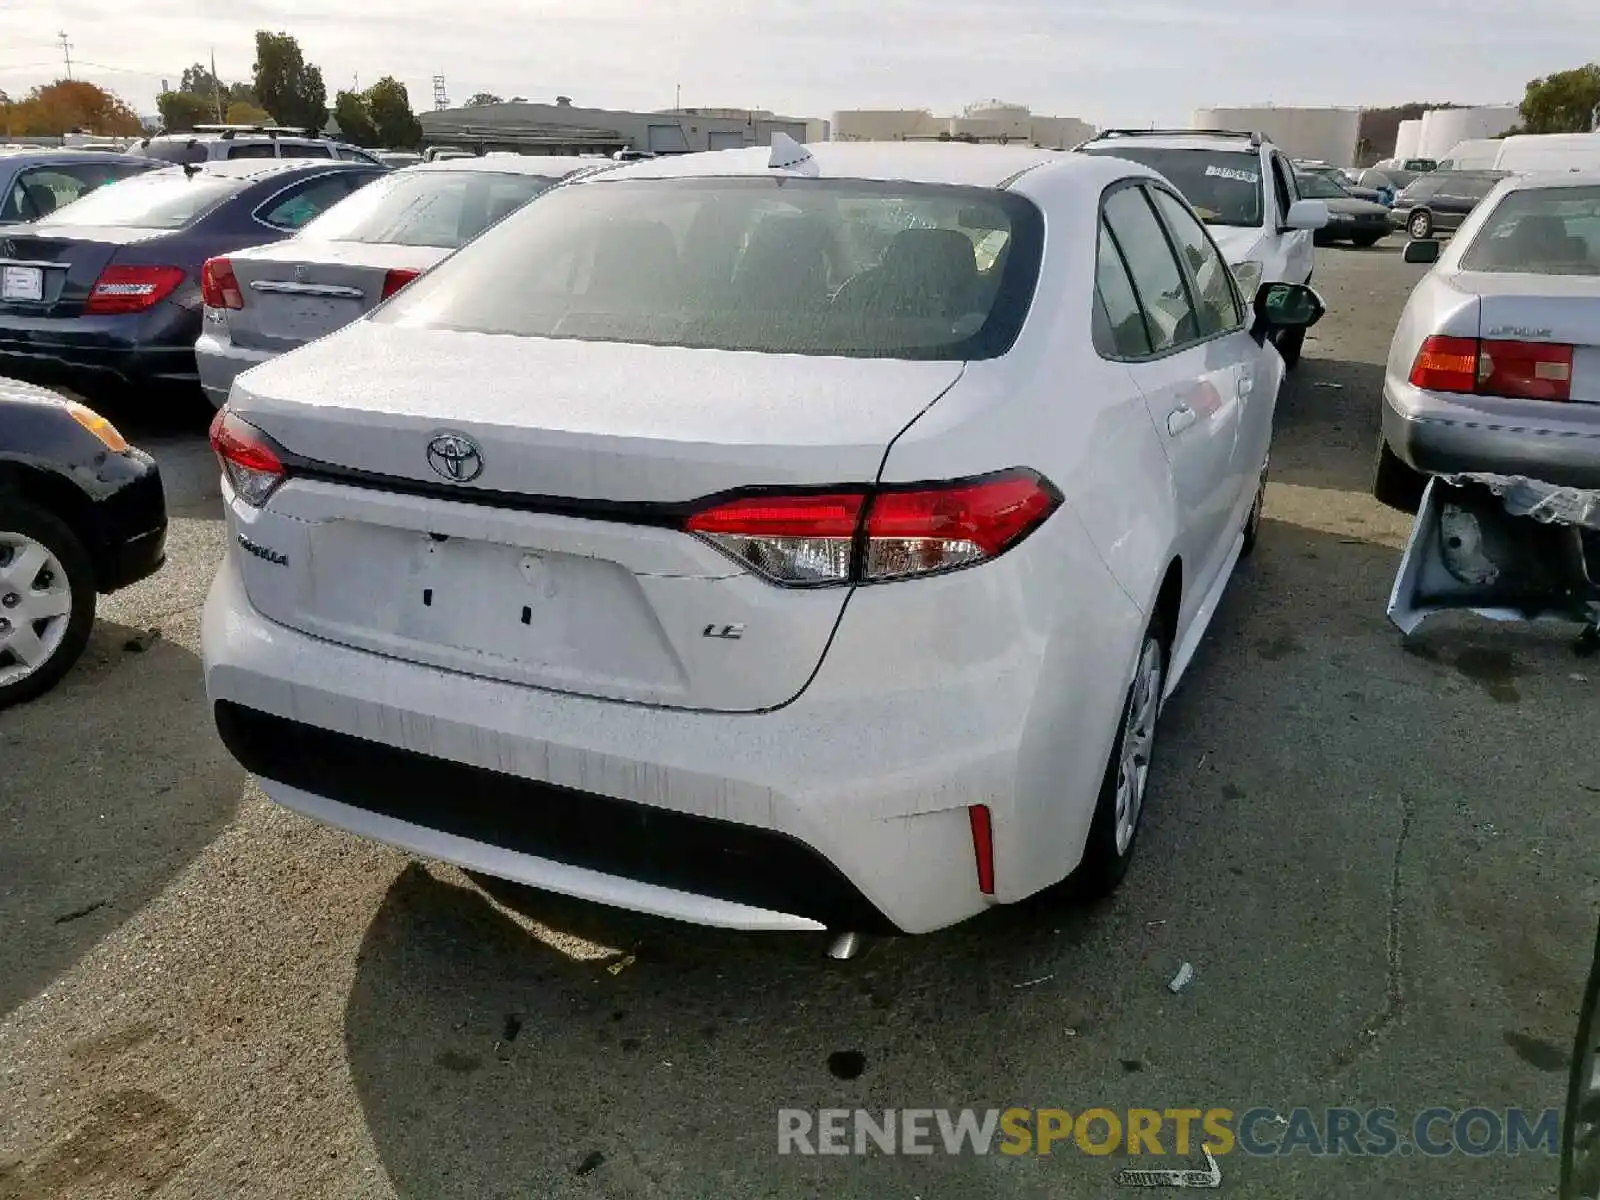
2, 239, 1598, 1199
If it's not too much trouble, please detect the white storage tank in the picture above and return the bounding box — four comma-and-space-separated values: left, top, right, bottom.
1193, 106, 1361, 165
1418, 106, 1519, 159
1393, 119, 1423, 161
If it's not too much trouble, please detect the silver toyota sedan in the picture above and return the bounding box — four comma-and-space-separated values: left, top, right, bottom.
1374, 170, 1600, 511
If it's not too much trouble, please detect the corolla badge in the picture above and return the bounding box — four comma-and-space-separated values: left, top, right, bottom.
426, 432, 484, 483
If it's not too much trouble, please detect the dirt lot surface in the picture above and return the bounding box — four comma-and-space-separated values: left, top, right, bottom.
2, 239, 1597, 1199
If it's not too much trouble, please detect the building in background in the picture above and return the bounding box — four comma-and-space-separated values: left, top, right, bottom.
419, 96, 821, 156
1416, 105, 1519, 159
833, 102, 1094, 148
1393, 118, 1423, 161
1192, 105, 1361, 165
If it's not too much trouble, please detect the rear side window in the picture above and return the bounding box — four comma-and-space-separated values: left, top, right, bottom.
257, 174, 363, 230
278, 142, 334, 160
297, 169, 561, 248
138, 139, 207, 165
1101, 186, 1198, 353
372, 176, 1045, 361
227, 142, 278, 160
1093, 221, 1152, 358
1459, 186, 1600, 275
34, 171, 240, 229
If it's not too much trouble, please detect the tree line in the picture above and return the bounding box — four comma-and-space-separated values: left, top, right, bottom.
1, 30, 423, 148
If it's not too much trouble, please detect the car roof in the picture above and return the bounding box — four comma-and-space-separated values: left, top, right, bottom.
578, 141, 1072, 188
406, 154, 608, 177
1498, 169, 1600, 190
0, 148, 154, 169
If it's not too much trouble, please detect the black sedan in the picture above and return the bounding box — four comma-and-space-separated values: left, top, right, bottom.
0, 158, 383, 399
1388, 170, 1510, 239
1294, 171, 1392, 247
0, 375, 166, 707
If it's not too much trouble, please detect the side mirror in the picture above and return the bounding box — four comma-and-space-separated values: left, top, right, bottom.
1283, 199, 1330, 232
1403, 238, 1441, 265
1252, 281, 1326, 341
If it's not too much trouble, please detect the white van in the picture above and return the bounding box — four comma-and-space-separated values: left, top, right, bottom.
1438, 132, 1600, 173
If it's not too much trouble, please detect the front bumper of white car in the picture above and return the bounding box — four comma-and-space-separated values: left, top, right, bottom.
202, 526, 1145, 936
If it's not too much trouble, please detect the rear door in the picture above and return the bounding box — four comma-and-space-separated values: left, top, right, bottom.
1100, 183, 1244, 621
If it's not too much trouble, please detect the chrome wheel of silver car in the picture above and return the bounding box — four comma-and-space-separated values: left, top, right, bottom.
1113, 636, 1164, 856
1408, 210, 1432, 239
0, 531, 74, 688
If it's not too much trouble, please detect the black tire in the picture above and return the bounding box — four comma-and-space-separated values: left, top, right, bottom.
1241, 457, 1268, 557
1076, 613, 1169, 899
1372, 438, 1428, 514
1560, 914, 1600, 1199
1275, 324, 1305, 370
0, 498, 97, 710
1408, 209, 1433, 239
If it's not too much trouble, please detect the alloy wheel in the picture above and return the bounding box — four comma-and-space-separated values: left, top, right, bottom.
0, 531, 74, 688
1113, 637, 1165, 855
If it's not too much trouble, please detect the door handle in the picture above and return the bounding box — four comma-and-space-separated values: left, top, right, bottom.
1167, 405, 1197, 436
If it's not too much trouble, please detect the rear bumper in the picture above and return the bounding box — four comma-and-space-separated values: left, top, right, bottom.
195, 328, 276, 408
1382, 376, 1600, 489
201, 529, 1141, 935
0, 304, 201, 391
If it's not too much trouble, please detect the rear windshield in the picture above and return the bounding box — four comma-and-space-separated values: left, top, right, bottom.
371, 176, 1044, 360
35, 171, 241, 229
1080, 146, 1263, 227
299, 169, 561, 248
1460, 186, 1600, 275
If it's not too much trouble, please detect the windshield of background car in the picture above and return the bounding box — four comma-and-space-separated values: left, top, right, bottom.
371, 176, 1045, 360
1400, 175, 1443, 200
1079, 146, 1263, 226
35, 171, 241, 228
1459, 186, 1600, 275
1295, 172, 1349, 200
298, 169, 561, 248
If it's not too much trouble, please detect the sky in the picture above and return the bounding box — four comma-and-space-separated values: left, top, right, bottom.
2, 0, 1598, 128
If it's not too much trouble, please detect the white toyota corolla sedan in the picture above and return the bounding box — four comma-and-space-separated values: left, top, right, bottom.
201, 140, 1323, 938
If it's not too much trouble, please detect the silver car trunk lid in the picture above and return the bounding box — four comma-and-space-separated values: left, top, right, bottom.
1457, 271, 1600, 404
220, 240, 448, 352
224, 321, 964, 711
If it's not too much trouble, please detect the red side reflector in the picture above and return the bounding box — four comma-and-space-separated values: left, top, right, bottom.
1408, 335, 1478, 393
200, 257, 243, 310
84, 265, 186, 315
969, 805, 996, 895
381, 268, 420, 299
1479, 339, 1573, 402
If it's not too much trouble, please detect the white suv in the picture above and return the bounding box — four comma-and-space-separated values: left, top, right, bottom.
1079, 129, 1329, 366
134, 125, 383, 168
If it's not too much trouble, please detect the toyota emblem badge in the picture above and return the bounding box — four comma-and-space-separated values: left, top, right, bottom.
426, 432, 484, 483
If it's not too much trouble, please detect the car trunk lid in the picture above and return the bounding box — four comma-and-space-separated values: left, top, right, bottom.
0, 225, 163, 316
221, 240, 448, 352
1459, 272, 1600, 404
225, 321, 964, 711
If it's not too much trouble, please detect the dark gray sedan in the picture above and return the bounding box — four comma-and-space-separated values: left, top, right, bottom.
1388, 170, 1510, 239
1294, 171, 1392, 247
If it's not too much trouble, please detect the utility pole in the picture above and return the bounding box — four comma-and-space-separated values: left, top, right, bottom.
57, 32, 73, 80
210, 47, 225, 122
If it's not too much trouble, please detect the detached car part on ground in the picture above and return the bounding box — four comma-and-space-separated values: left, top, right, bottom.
200, 139, 1324, 941
0, 376, 166, 708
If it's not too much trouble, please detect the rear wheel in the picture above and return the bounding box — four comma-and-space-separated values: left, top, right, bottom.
1241, 455, 1269, 557
1372, 438, 1428, 514
1077, 616, 1168, 898
1408, 209, 1434, 239
0, 499, 96, 710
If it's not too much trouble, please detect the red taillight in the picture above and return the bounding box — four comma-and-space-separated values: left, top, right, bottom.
84, 264, 186, 315
201, 257, 243, 310
1409, 334, 1573, 402
208, 407, 286, 507
969, 805, 996, 895
1479, 339, 1572, 402
381, 268, 420, 299
683, 470, 1060, 586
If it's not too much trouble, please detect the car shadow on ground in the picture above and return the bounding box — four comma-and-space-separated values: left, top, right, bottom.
339, 515, 1595, 1199
0, 618, 243, 1019
1270, 356, 1388, 497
